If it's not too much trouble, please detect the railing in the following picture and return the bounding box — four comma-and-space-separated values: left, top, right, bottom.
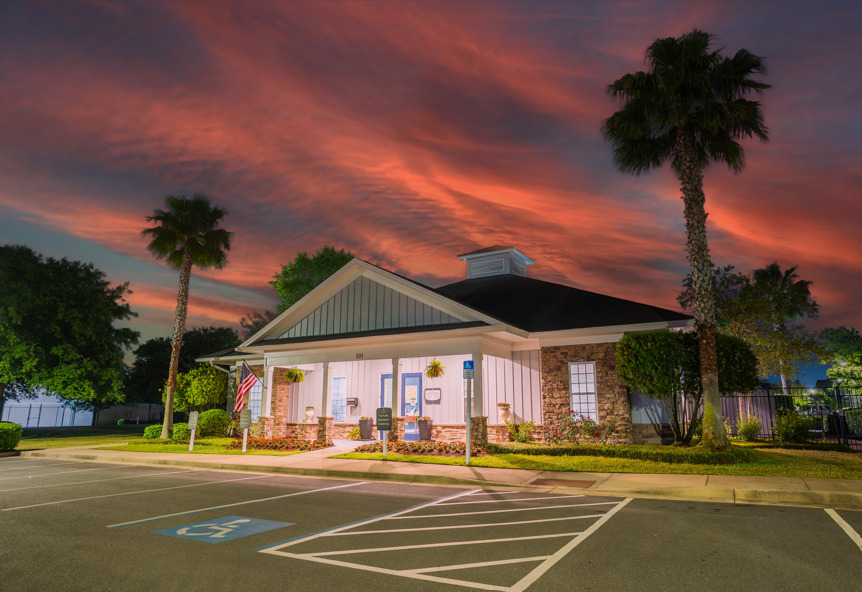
721, 386, 861, 451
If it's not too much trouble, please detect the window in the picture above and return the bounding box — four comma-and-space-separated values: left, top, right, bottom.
248, 380, 263, 422
332, 376, 347, 422
568, 362, 597, 421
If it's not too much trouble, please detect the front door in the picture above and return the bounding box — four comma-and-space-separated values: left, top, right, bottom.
401, 373, 422, 441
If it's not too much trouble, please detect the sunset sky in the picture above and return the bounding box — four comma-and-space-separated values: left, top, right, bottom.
1, 1, 859, 366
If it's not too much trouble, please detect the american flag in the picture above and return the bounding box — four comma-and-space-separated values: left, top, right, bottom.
235, 362, 259, 413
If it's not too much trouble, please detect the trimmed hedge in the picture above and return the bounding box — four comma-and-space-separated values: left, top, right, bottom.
143, 424, 163, 439
754, 442, 853, 453
353, 441, 486, 456
198, 409, 231, 437
171, 423, 194, 443
485, 442, 756, 465
227, 437, 332, 452
0, 422, 24, 451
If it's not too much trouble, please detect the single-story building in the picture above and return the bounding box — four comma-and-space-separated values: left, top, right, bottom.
200, 246, 690, 444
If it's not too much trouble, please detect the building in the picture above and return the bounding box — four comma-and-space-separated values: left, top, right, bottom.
200, 247, 690, 444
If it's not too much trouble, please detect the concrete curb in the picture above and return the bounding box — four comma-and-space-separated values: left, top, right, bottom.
19, 449, 862, 510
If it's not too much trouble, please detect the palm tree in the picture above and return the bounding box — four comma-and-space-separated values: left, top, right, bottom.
602, 30, 769, 451
142, 195, 232, 439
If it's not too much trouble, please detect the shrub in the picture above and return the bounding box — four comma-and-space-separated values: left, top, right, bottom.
506, 420, 535, 443
352, 441, 485, 456
736, 414, 762, 441
347, 427, 361, 440
773, 410, 813, 443
198, 409, 231, 437
171, 423, 194, 442
486, 442, 755, 464
227, 437, 331, 451
0, 422, 24, 451
143, 424, 163, 439
117, 418, 127, 425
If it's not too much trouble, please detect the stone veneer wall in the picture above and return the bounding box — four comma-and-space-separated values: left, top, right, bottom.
541, 343, 631, 444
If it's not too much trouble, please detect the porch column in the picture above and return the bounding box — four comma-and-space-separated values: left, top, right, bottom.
472, 353, 484, 416
264, 364, 274, 417
320, 362, 330, 418
391, 358, 400, 416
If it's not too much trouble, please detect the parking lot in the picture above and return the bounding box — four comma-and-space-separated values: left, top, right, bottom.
2, 457, 861, 591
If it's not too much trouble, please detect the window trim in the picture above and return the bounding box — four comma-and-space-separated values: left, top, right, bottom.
568, 361, 598, 421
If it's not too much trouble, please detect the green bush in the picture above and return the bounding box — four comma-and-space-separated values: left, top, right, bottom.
773, 410, 813, 443
0, 422, 24, 451
198, 409, 231, 437
736, 415, 762, 441
846, 408, 861, 437
143, 424, 163, 439
506, 420, 535, 443
171, 423, 194, 442
485, 442, 756, 465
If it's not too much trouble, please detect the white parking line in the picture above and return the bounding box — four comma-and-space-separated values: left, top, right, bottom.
0, 465, 125, 481
440, 494, 585, 506
107, 481, 369, 528
0, 469, 192, 492
262, 490, 632, 592
0, 461, 89, 472
389, 500, 620, 519
2, 474, 273, 511
825, 509, 862, 552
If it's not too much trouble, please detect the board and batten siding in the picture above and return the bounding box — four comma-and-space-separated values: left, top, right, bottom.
276, 351, 542, 425
279, 276, 462, 339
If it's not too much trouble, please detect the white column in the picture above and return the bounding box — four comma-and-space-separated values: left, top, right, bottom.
264, 364, 274, 417
472, 353, 484, 416
320, 362, 330, 417
391, 358, 400, 416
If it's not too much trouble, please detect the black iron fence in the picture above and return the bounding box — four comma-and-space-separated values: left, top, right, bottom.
721, 386, 862, 451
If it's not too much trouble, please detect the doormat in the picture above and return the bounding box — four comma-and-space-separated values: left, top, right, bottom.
531, 478, 595, 488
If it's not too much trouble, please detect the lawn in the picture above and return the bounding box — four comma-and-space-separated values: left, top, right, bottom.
17, 425, 148, 450
105, 438, 304, 456
334, 447, 862, 480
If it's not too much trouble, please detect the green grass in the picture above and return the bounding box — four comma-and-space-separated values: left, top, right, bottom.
18, 425, 148, 450
105, 438, 304, 456
334, 447, 862, 480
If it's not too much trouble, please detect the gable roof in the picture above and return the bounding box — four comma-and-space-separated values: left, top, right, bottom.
435, 274, 690, 332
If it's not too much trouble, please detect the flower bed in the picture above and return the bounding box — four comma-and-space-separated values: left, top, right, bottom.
227, 437, 332, 451
352, 441, 486, 456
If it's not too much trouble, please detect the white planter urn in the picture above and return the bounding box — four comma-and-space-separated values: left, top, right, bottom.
498, 405, 511, 424
304, 408, 316, 423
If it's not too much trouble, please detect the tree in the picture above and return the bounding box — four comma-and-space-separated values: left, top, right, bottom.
125, 326, 239, 405
821, 326, 862, 389
679, 263, 824, 386
0, 245, 139, 417
239, 309, 277, 340
270, 246, 353, 313
142, 195, 232, 439
616, 331, 759, 444
165, 365, 228, 413
602, 30, 769, 451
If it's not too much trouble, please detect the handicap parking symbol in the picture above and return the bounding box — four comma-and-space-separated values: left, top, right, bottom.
153, 515, 293, 544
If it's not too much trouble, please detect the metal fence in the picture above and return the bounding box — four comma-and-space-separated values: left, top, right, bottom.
1, 402, 92, 428
721, 386, 862, 451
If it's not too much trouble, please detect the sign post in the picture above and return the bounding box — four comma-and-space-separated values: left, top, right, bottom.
376, 407, 392, 459
187, 411, 199, 452
239, 409, 252, 453
463, 360, 474, 466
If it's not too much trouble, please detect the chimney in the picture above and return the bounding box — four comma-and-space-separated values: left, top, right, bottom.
457, 246, 533, 279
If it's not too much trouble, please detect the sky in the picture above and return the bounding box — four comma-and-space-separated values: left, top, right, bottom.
1, 1, 859, 381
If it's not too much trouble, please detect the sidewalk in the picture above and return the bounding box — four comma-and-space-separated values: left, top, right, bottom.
19, 443, 862, 510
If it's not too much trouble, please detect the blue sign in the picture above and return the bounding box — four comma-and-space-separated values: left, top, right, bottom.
463, 360, 474, 379
153, 515, 293, 544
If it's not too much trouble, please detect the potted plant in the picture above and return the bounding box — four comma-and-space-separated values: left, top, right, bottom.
425, 358, 445, 379
304, 406, 316, 423
285, 367, 306, 383
418, 416, 433, 441
497, 402, 511, 423
358, 416, 373, 440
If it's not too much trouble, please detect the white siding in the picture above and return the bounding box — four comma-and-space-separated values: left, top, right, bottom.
280, 276, 462, 339
482, 352, 542, 425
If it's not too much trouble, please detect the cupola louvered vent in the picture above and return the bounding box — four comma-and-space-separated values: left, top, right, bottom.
458, 246, 533, 279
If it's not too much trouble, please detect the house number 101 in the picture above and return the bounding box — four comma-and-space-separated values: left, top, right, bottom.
355, 353, 364, 360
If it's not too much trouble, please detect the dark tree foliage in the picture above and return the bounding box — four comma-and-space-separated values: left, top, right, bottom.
125, 326, 239, 404
270, 246, 353, 313
239, 309, 277, 340
616, 330, 758, 444
0, 245, 139, 412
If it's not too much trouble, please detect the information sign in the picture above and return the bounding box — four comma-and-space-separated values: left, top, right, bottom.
187, 411, 199, 431
376, 407, 392, 431
239, 409, 252, 429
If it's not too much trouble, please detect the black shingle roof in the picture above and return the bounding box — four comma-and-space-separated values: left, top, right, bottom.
435, 274, 690, 332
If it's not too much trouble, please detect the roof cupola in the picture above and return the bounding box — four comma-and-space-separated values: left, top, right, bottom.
457, 246, 533, 279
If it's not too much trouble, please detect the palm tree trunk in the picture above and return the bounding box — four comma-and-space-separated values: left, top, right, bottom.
160, 248, 193, 439
675, 130, 730, 451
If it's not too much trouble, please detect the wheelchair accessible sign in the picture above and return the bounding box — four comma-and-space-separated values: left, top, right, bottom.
153, 515, 293, 544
